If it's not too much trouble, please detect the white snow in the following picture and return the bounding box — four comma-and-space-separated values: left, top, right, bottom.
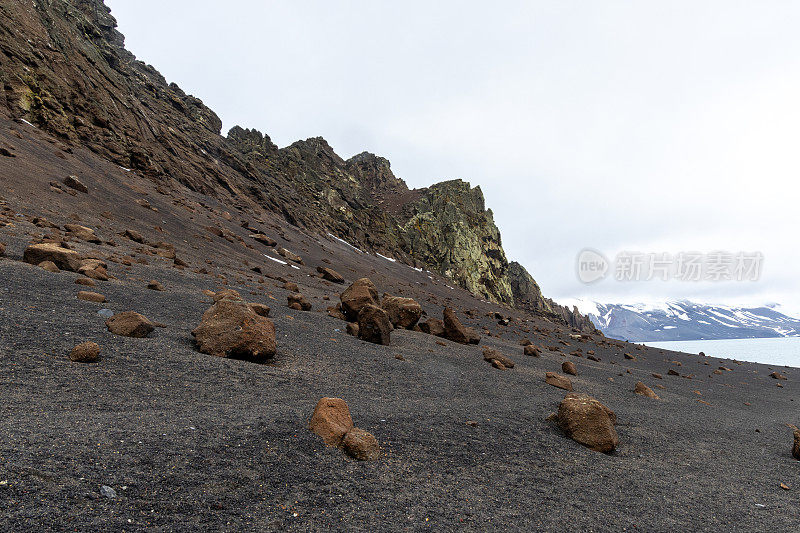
20, 119, 35, 128
376, 253, 396, 263
327, 233, 363, 253
264, 255, 287, 265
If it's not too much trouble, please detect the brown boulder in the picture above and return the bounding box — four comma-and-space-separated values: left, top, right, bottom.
342, 428, 380, 461
667, 369, 680, 376
64, 224, 99, 243
287, 293, 312, 311
346, 322, 359, 337
770, 371, 788, 380
381, 295, 422, 329
482, 347, 515, 369
105, 311, 155, 338
793, 428, 800, 460
357, 304, 391, 345
213, 289, 242, 302
77, 291, 106, 303
562, 361, 578, 376
557, 393, 619, 453
308, 397, 354, 446
524, 344, 541, 357
75, 277, 96, 287
317, 266, 345, 284
248, 303, 271, 317
634, 382, 660, 399
63, 175, 88, 193
420, 318, 445, 337
147, 280, 165, 291
192, 297, 276, 362
443, 307, 470, 344
520, 338, 532, 346
340, 278, 379, 320
23, 243, 83, 271
69, 341, 99, 363
39, 260, 60, 273
545, 372, 574, 391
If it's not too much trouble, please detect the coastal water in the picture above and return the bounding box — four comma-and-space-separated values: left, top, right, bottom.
645, 337, 800, 368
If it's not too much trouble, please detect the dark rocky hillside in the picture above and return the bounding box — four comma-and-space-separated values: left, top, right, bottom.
0, 0, 589, 329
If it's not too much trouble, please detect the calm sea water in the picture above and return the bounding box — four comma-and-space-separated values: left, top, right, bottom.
645, 337, 800, 368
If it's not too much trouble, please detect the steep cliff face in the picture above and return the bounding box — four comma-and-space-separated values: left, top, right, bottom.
0, 0, 593, 328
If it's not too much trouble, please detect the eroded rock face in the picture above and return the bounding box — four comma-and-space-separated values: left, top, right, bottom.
106, 311, 154, 338
557, 393, 619, 453
381, 295, 422, 330
340, 278, 379, 321
357, 304, 391, 345
308, 397, 354, 446
192, 297, 276, 362
23, 243, 83, 271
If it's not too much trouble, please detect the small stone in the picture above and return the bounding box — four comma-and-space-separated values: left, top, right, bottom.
99, 485, 117, 499
77, 291, 106, 303
106, 311, 155, 338
147, 280, 165, 291
562, 361, 577, 375
346, 322, 359, 337
770, 371, 787, 380
340, 278, 379, 320
38, 260, 59, 273
634, 382, 659, 399
419, 318, 445, 337
287, 293, 312, 311
248, 303, 271, 317
69, 341, 100, 363
668, 369, 680, 376
342, 428, 380, 461
792, 427, 800, 460
283, 282, 299, 292
443, 307, 470, 345
381, 295, 422, 330
63, 175, 88, 193
317, 266, 345, 284
97, 309, 114, 318
524, 344, 541, 357
545, 372, 574, 391
482, 348, 514, 369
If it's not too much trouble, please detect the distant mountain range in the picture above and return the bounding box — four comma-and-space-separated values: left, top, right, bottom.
560, 300, 800, 342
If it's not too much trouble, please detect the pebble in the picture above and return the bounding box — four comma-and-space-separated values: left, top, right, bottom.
100, 485, 117, 499
97, 309, 114, 318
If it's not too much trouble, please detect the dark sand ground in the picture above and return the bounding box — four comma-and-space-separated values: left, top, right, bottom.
1, 116, 799, 531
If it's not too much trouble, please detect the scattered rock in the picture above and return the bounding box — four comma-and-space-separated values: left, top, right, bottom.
308, 397, 354, 446
652, 373, 663, 379
545, 372, 574, 391
248, 303, 271, 317
75, 277, 96, 287
38, 260, 60, 273
106, 311, 155, 338
381, 295, 422, 329
524, 344, 541, 357
587, 355, 601, 362
276, 247, 304, 265
23, 243, 83, 271
287, 292, 312, 311
327, 304, 347, 320
147, 280, 165, 291
283, 281, 299, 292
624, 353, 636, 360
342, 428, 380, 461
346, 322, 359, 337
443, 307, 470, 344
419, 318, 445, 337
192, 296, 276, 362
64, 224, 99, 243
562, 361, 577, 376
69, 341, 100, 363
250, 234, 277, 246
77, 291, 106, 303
99, 485, 117, 499
317, 266, 344, 284
357, 304, 391, 345
340, 278, 379, 320
482, 347, 515, 369
63, 175, 88, 193
634, 382, 659, 399
792, 427, 800, 460
520, 338, 532, 346
667, 369, 680, 376
122, 229, 145, 243
770, 371, 787, 380
557, 393, 619, 453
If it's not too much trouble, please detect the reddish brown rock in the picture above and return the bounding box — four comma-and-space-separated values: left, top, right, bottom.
192, 297, 276, 362
63, 175, 88, 193
308, 397, 354, 446
340, 278, 379, 320
342, 428, 380, 461
546, 372, 574, 391
317, 266, 345, 284
770, 371, 788, 380
75, 277, 96, 287
0, 243, 5, 257
23, 243, 83, 271
69, 341, 99, 363
793, 428, 800, 461
276, 247, 304, 265
287, 293, 312, 311
122, 229, 145, 243
283, 282, 299, 292
327, 304, 347, 320
562, 361, 577, 376
624, 353, 636, 361
38, 260, 60, 273
557, 393, 619, 453
520, 338, 532, 346
587, 355, 601, 362
381, 295, 422, 330
634, 382, 659, 399
667, 369, 680, 376
77, 291, 106, 303
443, 307, 470, 344
64, 224, 99, 243
106, 311, 155, 338
524, 344, 541, 357
147, 280, 165, 291
482, 348, 515, 369
419, 318, 445, 337
357, 304, 391, 345
248, 303, 271, 317
346, 322, 359, 337
250, 234, 277, 247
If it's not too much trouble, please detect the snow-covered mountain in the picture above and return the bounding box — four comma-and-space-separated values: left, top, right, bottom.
559, 300, 800, 342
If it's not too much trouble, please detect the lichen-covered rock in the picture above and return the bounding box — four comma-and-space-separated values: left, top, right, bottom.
381, 295, 422, 330
192, 297, 276, 362
340, 278, 379, 320
557, 393, 619, 453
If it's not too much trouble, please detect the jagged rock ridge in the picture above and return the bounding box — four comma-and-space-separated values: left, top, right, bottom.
0, 0, 591, 329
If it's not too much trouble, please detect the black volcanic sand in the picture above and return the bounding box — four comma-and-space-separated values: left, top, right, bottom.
1, 117, 800, 531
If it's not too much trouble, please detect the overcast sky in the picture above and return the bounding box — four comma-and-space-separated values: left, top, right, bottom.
105, 0, 800, 310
